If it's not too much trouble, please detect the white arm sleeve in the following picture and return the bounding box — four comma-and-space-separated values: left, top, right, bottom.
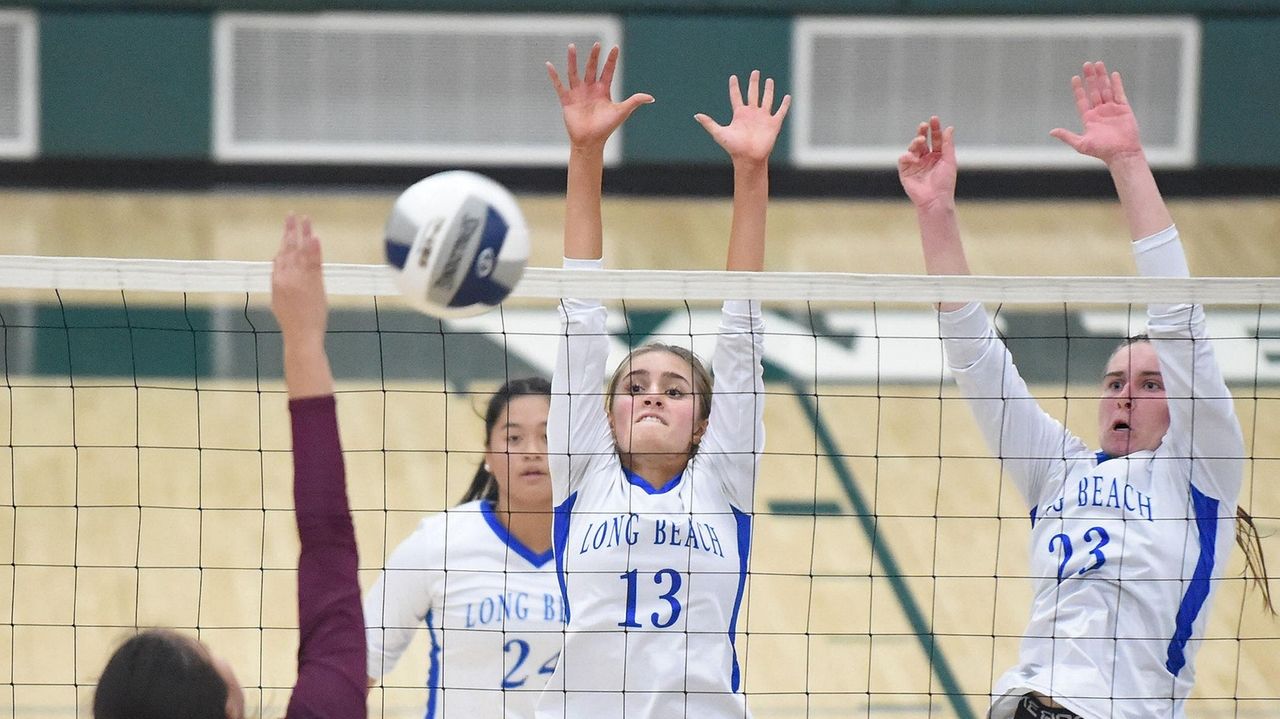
1135, 225, 1245, 504
363, 519, 444, 679
698, 299, 766, 509
549, 257, 619, 505
939, 302, 1089, 506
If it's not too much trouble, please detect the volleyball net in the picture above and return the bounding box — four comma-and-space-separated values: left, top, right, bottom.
0, 256, 1276, 718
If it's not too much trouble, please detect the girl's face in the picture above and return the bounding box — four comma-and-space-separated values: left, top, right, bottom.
1097, 341, 1170, 457
609, 350, 707, 462
484, 395, 552, 512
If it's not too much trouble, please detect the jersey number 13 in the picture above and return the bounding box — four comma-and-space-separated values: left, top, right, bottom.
618, 568, 683, 629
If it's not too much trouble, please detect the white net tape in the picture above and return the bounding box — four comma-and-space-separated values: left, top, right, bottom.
2, 254, 1279, 304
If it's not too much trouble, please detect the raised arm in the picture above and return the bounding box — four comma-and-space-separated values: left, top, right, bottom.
1050, 62, 1173, 241
546, 42, 653, 260
1054, 63, 1243, 500
898, 116, 968, 312
545, 44, 644, 500
899, 122, 1086, 503
695, 69, 790, 272
273, 215, 367, 719
690, 70, 785, 504
274, 214, 333, 400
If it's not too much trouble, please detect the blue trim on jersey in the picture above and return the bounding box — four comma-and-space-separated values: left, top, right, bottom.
553, 492, 578, 625
480, 499, 554, 568
727, 505, 752, 693
623, 467, 683, 495
425, 609, 441, 719
1029, 505, 1038, 528
1165, 484, 1220, 676
1095, 450, 1114, 464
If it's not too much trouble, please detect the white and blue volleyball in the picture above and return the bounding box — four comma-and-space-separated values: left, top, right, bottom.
384, 171, 528, 318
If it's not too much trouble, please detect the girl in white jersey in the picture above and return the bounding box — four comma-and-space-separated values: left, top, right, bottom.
538, 43, 788, 718
363, 378, 562, 718
897, 63, 1271, 719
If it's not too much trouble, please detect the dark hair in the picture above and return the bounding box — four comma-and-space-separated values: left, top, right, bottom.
94, 629, 228, 719
1118, 333, 1150, 349
1116, 335, 1274, 613
605, 343, 714, 460
460, 376, 552, 504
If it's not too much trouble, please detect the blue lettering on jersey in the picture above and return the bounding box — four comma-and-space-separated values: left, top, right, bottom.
1076, 475, 1153, 521
576, 515, 729, 559
1032, 495, 1066, 527
654, 518, 724, 558
463, 591, 539, 628
579, 513, 641, 554
543, 592, 568, 624
704, 524, 724, 557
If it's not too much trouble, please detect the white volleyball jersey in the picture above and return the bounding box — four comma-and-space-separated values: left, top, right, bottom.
364, 500, 564, 718
539, 294, 765, 719
938, 227, 1243, 719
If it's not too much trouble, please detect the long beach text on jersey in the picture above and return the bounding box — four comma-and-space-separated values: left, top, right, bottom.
576, 511, 727, 559
1032, 457, 1157, 528
463, 589, 568, 628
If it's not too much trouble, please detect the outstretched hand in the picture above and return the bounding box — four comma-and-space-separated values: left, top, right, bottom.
897, 116, 956, 211
695, 70, 791, 166
547, 43, 654, 151
1050, 61, 1143, 165
271, 213, 327, 346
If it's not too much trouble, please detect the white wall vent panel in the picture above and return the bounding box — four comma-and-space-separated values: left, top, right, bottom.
214, 13, 621, 165
0, 9, 38, 159
793, 17, 1199, 169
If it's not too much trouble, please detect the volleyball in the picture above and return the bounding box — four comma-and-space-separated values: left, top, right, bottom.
384, 170, 529, 318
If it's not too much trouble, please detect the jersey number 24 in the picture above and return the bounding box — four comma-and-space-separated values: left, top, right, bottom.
502, 639, 558, 689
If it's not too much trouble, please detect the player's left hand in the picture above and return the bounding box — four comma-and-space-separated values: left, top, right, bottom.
1050, 61, 1143, 165
271, 213, 327, 345
695, 70, 791, 166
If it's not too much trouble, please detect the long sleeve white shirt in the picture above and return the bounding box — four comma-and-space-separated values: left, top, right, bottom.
939, 227, 1244, 719
539, 259, 765, 718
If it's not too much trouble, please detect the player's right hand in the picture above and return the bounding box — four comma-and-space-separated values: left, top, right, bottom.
271, 213, 328, 345
546, 43, 654, 152
897, 116, 957, 211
